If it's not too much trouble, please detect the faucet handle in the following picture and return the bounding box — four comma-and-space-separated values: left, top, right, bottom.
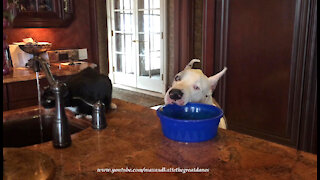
71, 97, 107, 130
92, 101, 107, 130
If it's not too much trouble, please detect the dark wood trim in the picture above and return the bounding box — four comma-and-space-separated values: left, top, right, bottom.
89, 0, 99, 66
105, 8, 109, 74
173, 0, 180, 74
212, 0, 228, 109
286, 0, 308, 150
285, 0, 318, 152
174, 0, 195, 74
95, 0, 108, 74
12, 0, 74, 28
296, 0, 317, 153
202, 0, 215, 76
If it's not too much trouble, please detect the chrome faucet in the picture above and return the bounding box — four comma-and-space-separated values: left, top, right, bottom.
30, 56, 72, 148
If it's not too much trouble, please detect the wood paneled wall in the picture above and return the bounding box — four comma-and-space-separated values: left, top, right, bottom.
167, 0, 203, 88
202, 0, 317, 153
173, 0, 195, 75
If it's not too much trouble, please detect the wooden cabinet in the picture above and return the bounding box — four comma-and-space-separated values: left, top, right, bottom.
4, 75, 69, 110
12, 0, 74, 28
6, 78, 48, 109
3, 85, 8, 111
201, 0, 317, 153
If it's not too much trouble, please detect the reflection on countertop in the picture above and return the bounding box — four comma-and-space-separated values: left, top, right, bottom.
3, 62, 97, 84
2, 99, 317, 179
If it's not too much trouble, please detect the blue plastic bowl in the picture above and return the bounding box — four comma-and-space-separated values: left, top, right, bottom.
156, 103, 223, 143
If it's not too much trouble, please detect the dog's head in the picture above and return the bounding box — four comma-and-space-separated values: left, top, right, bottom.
165, 59, 227, 105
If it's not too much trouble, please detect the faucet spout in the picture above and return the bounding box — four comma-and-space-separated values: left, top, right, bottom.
31, 56, 56, 87
31, 56, 72, 148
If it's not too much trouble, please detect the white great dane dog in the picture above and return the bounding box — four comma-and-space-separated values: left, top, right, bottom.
164, 59, 227, 129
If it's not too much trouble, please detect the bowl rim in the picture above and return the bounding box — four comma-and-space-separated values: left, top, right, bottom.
156, 102, 224, 123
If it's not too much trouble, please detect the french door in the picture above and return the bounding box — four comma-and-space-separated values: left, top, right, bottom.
107, 0, 165, 93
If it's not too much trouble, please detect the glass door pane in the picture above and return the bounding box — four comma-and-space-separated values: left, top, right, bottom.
136, 0, 163, 92
112, 0, 136, 87
137, 5, 161, 79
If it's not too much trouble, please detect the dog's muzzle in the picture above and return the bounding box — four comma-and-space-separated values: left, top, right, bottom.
169, 89, 184, 100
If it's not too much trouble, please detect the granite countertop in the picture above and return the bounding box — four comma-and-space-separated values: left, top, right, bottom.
3, 99, 317, 179
3, 62, 96, 84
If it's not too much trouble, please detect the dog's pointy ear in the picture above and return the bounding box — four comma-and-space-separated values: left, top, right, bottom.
184, 59, 201, 70
208, 67, 227, 91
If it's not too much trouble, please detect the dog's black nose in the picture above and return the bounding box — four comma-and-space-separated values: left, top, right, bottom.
169, 89, 184, 100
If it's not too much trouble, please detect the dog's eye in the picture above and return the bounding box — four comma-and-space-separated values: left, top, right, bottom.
175, 75, 181, 81
193, 85, 200, 90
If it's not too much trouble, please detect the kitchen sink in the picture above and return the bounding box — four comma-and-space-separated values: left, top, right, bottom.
3, 106, 91, 147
